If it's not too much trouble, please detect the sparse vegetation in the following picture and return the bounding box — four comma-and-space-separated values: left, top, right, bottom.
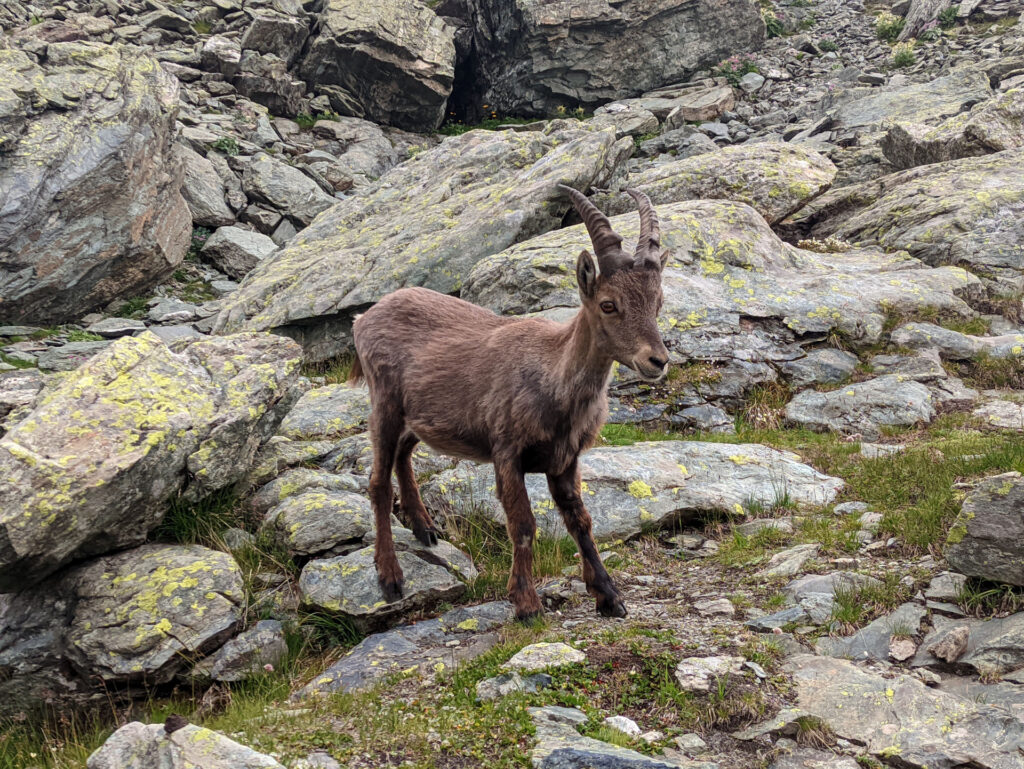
714, 53, 761, 86
209, 136, 240, 156
438, 115, 538, 136
818, 36, 838, 51
938, 6, 959, 27
874, 11, 906, 41
891, 41, 916, 68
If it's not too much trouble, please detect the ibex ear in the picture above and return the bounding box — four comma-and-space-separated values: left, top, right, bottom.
659, 248, 671, 271
576, 249, 598, 299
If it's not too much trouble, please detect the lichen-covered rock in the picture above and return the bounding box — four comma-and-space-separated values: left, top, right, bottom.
179, 144, 235, 227
421, 441, 843, 541
201, 226, 278, 280
882, 89, 1024, 169
460, 0, 765, 117
784, 375, 936, 438
945, 473, 1024, 586
0, 332, 302, 590
462, 199, 979, 369
974, 399, 1024, 431
593, 143, 837, 224
786, 654, 1024, 767
785, 147, 1024, 291
299, 546, 468, 629
780, 348, 859, 388
816, 603, 927, 662
503, 643, 586, 672
0, 368, 43, 422
278, 384, 370, 440
66, 545, 243, 683
0, 42, 190, 324
204, 620, 288, 682
298, 0, 455, 131
913, 613, 1024, 676
251, 466, 365, 515
675, 655, 745, 691
214, 124, 626, 361
891, 322, 1024, 361
264, 489, 372, 557
87, 721, 284, 769
241, 152, 337, 227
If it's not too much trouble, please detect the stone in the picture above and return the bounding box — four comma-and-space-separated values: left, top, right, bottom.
784, 571, 882, 603
35, 341, 112, 371
295, 601, 514, 697
278, 385, 371, 440
201, 226, 278, 279
148, 299, 198, 324
240, 12, 309, 67
816, 603, 926, 661
0, 369, 44, 421
781, 349, 859, 388
946, 473, 1024, 586
86, 318, 148, 339
785, 654, 1024, 767
476, 671, 551, 701
890, 637, 918, 661
202, 36, 242, 77
241, 153, 338, 227
674, 734, 707, 752
745, 605, 809, 631
263, 489, 372, 557
694, 598, 735, 617
638, 129, 720, 159
785, 375, 936, 438
251, 466, 362, 514
592, 143, 837, 225
666, 86, 739, 125
0, 333, 302, 589
503, 643, 586, 672
769, 748, 860, 769
882, 89, 1024, 170
233, 52, 306, 116
735, 518, 794, 536
590, 104, 660, 139
914, 614, 1024, 676
974, 399, 1024, 431
675, 655, 744, 691
206, 620, 288, 682
462, 199, 979, 369
179, 144, 235, 227
462, 1, 763, 118
215, 125, 626, 360
299, 546, 468, 629
603, 715, 642, 737
299, 0, 455, 131
669, 404, 735, 434
756, 543, 820, 578
310, 118, 399, 179
786, 147, 1024, 291
928, 624, 971, 663
925, 572, 967, 602
87, 721, 284, 769
0, 44, 190, 324
421, 440, 843, 542
870, 352, 947, 381
890, 323, 986, 360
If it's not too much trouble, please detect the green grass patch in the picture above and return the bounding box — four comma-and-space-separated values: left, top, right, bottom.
64, 329, 103, 343
301, 355, 355, 385
0, 353, 35, 370
830, 572, 911, 631
437, 116, 537, 137
875, 11, 905, 41
115, 296, 149, 319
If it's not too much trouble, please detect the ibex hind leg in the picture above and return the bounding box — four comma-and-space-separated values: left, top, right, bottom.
394, 431, 440, 546
369, 407, 404, 602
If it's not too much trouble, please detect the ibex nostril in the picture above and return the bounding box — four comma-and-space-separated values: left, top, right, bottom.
649, 356, 667, 370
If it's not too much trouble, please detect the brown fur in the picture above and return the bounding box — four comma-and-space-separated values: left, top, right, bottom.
351, 187, 669, 620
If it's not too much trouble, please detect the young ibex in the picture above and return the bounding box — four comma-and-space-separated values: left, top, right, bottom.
350, 185, 670, 620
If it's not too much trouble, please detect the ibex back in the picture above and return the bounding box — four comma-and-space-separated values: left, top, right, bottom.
350, 185, 670, 620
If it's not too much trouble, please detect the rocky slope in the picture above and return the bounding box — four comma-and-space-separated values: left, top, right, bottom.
3, 1, 1024, 768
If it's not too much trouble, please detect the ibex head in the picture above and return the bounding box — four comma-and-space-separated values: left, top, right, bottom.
559, 185, 670, 382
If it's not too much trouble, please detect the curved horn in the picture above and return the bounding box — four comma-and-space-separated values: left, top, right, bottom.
626, 188, 660, 266
558, 184, 623, 259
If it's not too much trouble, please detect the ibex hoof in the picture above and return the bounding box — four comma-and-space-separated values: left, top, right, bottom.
597, 594, 627, 618
515, 607, 544, 623
413, 524, 440, 547
378, 576, 405, 602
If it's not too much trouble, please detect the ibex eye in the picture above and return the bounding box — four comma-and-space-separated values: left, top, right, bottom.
600, 301, 616, 314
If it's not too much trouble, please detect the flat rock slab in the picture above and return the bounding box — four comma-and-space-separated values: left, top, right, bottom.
87, 722, 283, 769
278, 384, 370, 441
974, 399, 1024, 431
756, 543, 820, 579
0, 332, 302, 590
785, 654, 1024, 768
215, 125, 625, 361
36, 340, 112, 371
785, 375, 936, 438
201, 620, 288, 682
913, 612, 1024, 676
299, 546, 468, 629
816, 602, 926, 662
503, 643, 586, 672
421, 440, 843, 541
945, 472, 1024, 586
263, 489, 372, 558
295, 601, 514, 698
594, 143, 837, 225
675, 655, 745, 691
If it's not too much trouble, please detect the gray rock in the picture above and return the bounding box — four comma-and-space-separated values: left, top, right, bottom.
148, 298, 198, 324
756, 544, 820, 578
263, 489, 372, 557
201, 226, 278, 279
781, 348, 859, 388
785, 654, 1024, 767
240, 12, 309, 67
87, 721, 283, 769
233, 51, 306, 116
295, 601, 514, 697
0, 369, 44, 420
461, 1, 763, 118
890, 323, 985, 360
974, 399, 1024, 431
215, 125, 625, 360
0, 333, 302, 589
147, 324, 205, 343
241, 153, 338, 227
201, 35, 242, 77
675, 655, 744, 691
816, 602, 926, 661
638, 129, 719, 159
251, 465, 362, 514
179, 144, 235, 227
769, 748, 860, 769
299, 546, 468, 629
591, 103, 660, 139
946, 473, 1024, 586
734, 518, 794, 536
603, 715, 642, 736
310, 118, 399, 179
925, 572, 967, 602
476, 671, 552, 701
669, 404, 735, 434
0, 43, 190, 324
784, 571, 882, 603
35, 341, 112, 371
592, 143, 836, 225
299, 1, 455, 131
785, 375, 936, 438
421, 440, 843, 542
86, 317, 148, 339
745, 605, 809, 631
870, 352, 947, 381
206, 620, 288, 682
278, 385, 371, 441
503, 643, 586, 672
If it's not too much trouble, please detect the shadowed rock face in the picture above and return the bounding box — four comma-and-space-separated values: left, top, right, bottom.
0, 42, 191, 324
451, 0, 766, 119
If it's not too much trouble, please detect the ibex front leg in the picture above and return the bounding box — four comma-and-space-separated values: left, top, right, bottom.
494, 457, 543, 621
548, 461, 627, 618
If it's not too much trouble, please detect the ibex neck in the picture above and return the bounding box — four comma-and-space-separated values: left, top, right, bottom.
556, 310, 614, 401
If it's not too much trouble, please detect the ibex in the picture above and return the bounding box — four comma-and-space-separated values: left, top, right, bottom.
349, 185, 670, 620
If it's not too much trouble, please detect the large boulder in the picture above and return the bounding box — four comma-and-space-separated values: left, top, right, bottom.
784, 376, 937, 438
421, 441, 844, 540
783, 147, 1024, 292
946, 473, 1024, 586
462, 199, 981, 367
0, 42, 190, 324
299, 0, 456, 131
882, 89, 1024, 169
459, 0, 765, 117
88, 721, 284, 769
241, 152, 338, 228
593, 143, 837, 225
0, 332, 302, 590
214, 124, 629, 361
